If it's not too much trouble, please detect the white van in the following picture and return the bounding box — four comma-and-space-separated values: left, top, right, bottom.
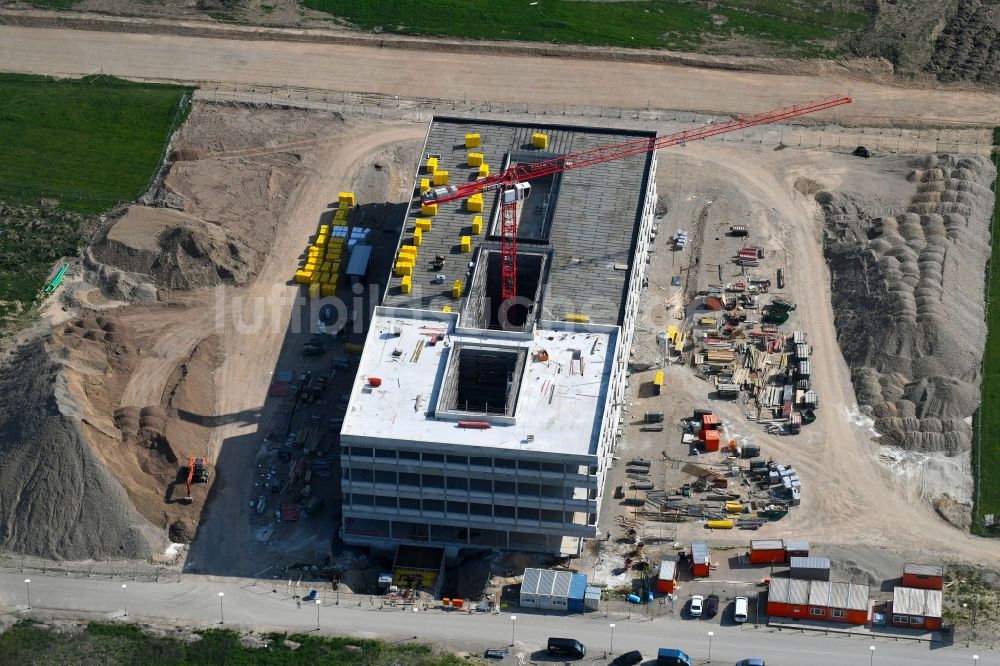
734, 596, 749, 623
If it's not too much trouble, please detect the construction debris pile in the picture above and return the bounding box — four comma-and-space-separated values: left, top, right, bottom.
690, 280, 817, 434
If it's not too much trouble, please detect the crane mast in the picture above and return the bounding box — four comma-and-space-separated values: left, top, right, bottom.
421, 95, 852, 308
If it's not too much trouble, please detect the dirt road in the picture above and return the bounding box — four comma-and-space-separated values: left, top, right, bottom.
2, 25, 1000, 127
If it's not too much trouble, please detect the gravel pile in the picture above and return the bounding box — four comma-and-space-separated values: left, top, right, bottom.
820, 154, 995, 457
0, 338, 164, 560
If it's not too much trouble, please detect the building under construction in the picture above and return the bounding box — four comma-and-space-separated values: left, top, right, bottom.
338, 117, 658, 556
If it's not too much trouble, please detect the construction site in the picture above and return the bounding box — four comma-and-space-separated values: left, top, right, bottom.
0, 51, 998, 647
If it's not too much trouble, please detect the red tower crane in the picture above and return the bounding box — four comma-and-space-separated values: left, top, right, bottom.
421, 95, 851, 308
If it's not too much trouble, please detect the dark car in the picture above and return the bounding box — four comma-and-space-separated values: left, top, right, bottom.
735, 660, 765, 666
547, 638, 586, 659
609, 650, 643, 666
705, 594, 719, 618
484, 648, 507, 660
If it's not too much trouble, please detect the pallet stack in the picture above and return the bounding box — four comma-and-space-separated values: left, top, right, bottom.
294, 192, 354, 298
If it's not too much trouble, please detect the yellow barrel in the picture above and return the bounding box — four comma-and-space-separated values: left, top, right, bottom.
725, 502, 743, 514
467, 194, 483, 212
465, 133, 480, 148
338, 192, 355, 207
460, 236, 471, 253
707, 519, 735, 529
532, 132, 548, 149
433, 170, 449, 186
471, 216, 483, 235
401, 275, 412, 294
421, 203, 438, 216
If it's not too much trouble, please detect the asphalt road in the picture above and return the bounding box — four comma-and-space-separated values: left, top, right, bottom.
1, 25, 1000, 127
0, 572, 994, 665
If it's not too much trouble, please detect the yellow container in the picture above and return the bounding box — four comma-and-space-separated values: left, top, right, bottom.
465, 133, 480, 148
707, 519, 735, 529
319, 272, 330, 284
321, 261, 332, 272
310, 272, 321, 284
460, 235, 471, 253
420, 178, 430, 194
399, 251, 416, 262
345, 342, 364, 355
339, 192, 356, 207
308, 283, 321, 299
477, 164, 490, 179
467, 194, 483, 213
421, 203, 438, 216
316, 234, 328, 247
725, 502, 743, 514
401, 275, 412, 294
401, 244, 417, 256
395, 262, 412, 277
471, 215, 483, 235
321, 284, 336, 297
452, 280, 463, 299
426, 157, 438, 174
467, 152, 484, 167
329, 262, 340, 274
304, 263, 318, 274
433, 170, 449, 186
416, 218, 432, 232
654, 370, 664, 387
532, 132, 548, 149
294, 271, 311, 284
318, 224, 329, 236
442, 305, 452, 313
334, 209, 348, 221
564, 313, 590, 323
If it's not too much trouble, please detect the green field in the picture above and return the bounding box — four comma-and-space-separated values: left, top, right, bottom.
0, 74, 190, 329
0, 622, 469, 666
0, 73, 191, 213
303, 0, 869, 56
973, 127, 1000, 536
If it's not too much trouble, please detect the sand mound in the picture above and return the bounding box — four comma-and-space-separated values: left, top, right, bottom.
0, 339, 165, 560
820, 154, 995, 523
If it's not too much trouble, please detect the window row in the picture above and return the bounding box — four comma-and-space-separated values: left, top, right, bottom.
345, 494, 572, 524
344, 469, 581, 498
343, 447, 584, 474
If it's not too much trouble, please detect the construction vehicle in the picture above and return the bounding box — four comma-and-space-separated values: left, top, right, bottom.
183, 456, 210, 503
421, 96, 851, 318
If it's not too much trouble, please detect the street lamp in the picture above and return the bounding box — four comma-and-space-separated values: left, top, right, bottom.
510, 615, 517, 646
707, 631, 714, 662
609, 623, 615, 655
23, 579, 30, 610
869, 645, 875, 665
218, 592, 225, 624
121, 584, 128, 617
315, 599, 322, 630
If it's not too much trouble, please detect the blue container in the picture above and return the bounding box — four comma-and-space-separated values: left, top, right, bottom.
567, 574, 587, 613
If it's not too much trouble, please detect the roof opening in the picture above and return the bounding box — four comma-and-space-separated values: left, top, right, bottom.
438, 343, 527, 418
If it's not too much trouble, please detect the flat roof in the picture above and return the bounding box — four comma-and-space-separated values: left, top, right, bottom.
904, 563, 944, 577
341, 307, 618, 457
790, 557, 830, 570
383, 117, 655, 325
893, 587, 943, 617
770, 578, 869, 610
751, 539, 784, 551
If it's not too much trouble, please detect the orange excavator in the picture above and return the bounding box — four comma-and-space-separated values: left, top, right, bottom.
183, 456, 210, 503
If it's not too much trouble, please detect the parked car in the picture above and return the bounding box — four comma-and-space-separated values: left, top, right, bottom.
484, 648, 507, 660
547, 637, 586, 659
735, 660, 765, 666
734, 596, 749, 623
689, 594, 704, 618
657, 648, 693, 666
705, 594, 719, 618
609, 650, 643, 666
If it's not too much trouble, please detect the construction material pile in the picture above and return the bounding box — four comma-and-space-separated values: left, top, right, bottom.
820, 154, 996, 526
0, 339, 165, 559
